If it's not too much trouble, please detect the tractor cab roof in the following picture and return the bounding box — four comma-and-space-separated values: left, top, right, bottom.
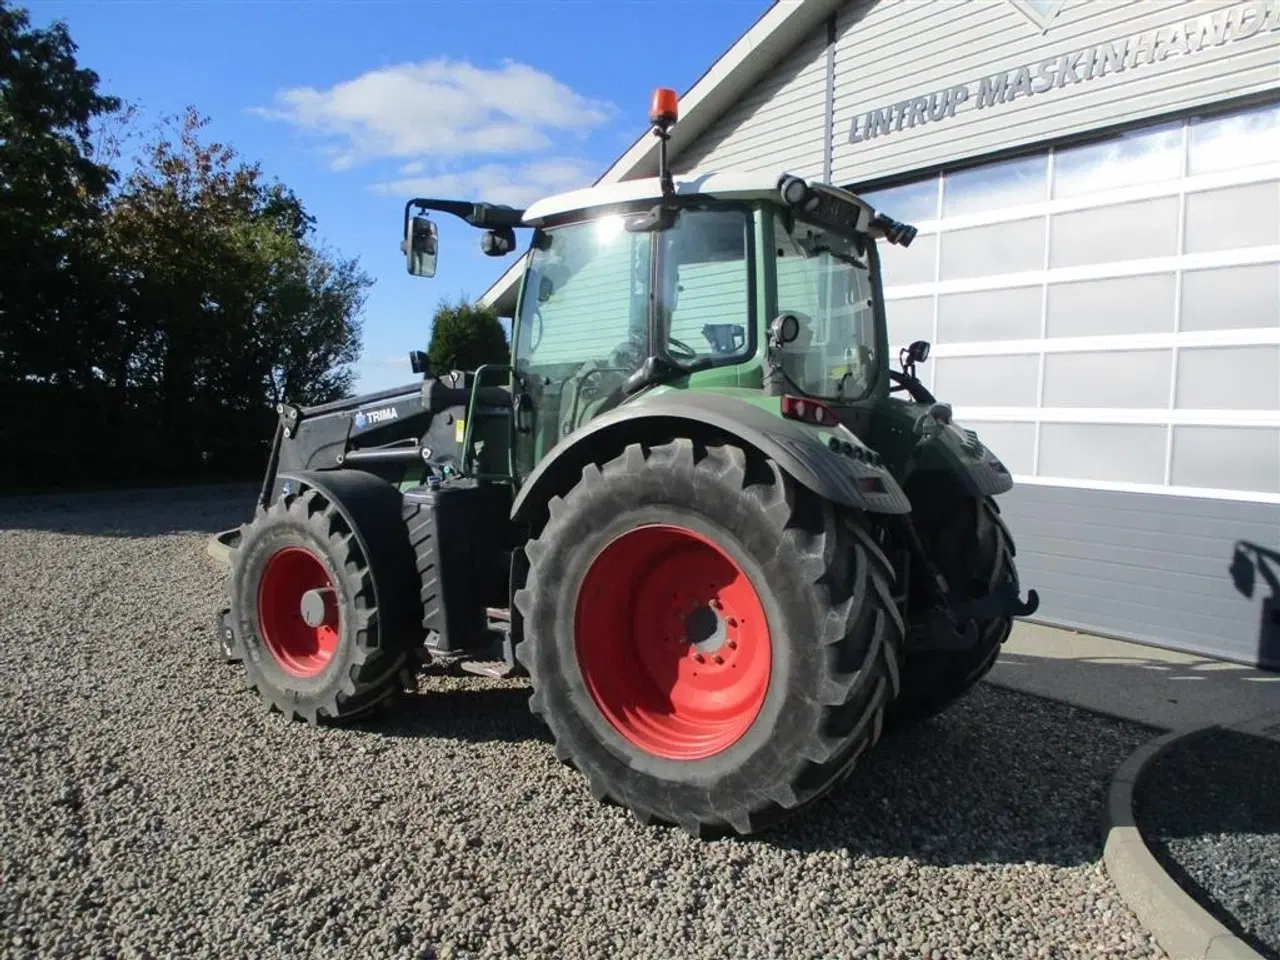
520, 170, 872, 229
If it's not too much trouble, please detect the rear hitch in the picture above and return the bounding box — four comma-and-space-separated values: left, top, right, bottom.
1010, 588, 1040, 618
950, 577, 1040, 623
904, 577, 1040, 652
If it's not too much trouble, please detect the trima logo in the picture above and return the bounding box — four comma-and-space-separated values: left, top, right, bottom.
353, 407, 399, 431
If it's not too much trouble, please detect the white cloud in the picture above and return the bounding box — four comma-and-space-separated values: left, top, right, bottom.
371, 157, 596, 209
252, 58, 615, 170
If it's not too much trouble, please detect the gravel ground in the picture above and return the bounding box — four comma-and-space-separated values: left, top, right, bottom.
0, 487, 1169, 960
1135, 727, 1280, 960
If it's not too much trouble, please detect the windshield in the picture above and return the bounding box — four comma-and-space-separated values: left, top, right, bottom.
511, 206, 753, 471
514, 207, 752, 377
771, 212, 879, 402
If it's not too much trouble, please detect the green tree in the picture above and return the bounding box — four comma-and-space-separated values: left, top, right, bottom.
0, 0, 123, 384
105, 107, 369, 413
0, 1, 373, 490
426, 296, 510, 375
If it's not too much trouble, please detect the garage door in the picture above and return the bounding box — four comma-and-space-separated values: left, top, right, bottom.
857, 96, 1280, 667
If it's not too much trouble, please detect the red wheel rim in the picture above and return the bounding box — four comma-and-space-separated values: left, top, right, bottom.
573, 524, 771, 761
257, 546, 340, 678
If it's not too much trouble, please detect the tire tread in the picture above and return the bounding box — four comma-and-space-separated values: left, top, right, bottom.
230, 487, 410, 726
514, 438, 903, 836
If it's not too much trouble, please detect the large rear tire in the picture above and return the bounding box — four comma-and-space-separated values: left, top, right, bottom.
228, 488, 411, 725
513, 439, 903, 837
885, 495, 1017, 731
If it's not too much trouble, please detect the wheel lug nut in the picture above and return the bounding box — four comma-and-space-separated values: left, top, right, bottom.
694, 653, 705, 663
713, 655, 724, 664
727, 640, 737, 650
727, 617, 738, 627
711, 599, 722, 610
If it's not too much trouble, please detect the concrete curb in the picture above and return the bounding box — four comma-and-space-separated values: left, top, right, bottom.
205, 528, 240, 569
1103, 725, 1268, 960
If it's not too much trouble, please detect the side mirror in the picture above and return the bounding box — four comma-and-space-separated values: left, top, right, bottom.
408, 350, 430, 375
481, 227, 516, 257
702, 323, 745, 356
403, 215, 438, 278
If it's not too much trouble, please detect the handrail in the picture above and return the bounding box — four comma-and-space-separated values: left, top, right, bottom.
461, 363, 519, 481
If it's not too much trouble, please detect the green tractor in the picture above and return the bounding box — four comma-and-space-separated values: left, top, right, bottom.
209, 88, 1038, 837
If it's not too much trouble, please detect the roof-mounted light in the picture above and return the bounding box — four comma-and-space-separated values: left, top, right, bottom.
778, 175, 809, 207
650, 87, 679, 129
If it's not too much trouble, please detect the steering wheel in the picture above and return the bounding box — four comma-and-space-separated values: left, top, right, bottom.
610, 333, 645, 370
666, 337, 699, 362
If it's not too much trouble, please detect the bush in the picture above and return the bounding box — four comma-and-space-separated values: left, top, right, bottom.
426, 297, 510, 376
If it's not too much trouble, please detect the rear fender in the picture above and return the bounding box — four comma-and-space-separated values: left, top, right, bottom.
509, 391, 912, 526
908, 414, 1016, 500
947, 422, 1015, 498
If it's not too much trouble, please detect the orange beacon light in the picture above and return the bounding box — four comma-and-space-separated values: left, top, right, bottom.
650, 87, 679, 128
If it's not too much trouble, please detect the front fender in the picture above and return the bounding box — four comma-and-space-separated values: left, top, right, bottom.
269, 469, 422, 631
510, 391, 912, 524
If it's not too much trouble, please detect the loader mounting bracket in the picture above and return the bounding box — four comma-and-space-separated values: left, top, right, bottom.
213, 605, 243, 664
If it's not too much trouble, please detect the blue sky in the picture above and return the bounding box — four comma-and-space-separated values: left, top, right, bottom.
25, 0, 770, 394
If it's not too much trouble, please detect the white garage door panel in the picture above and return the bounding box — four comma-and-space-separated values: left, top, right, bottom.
1180, 263, 1280, 330
865, 96, 1280, 504
941, 218, 1047, 281
1185, 180, 1280, 252
937, 286, 1043, 343
1170, 425, 1280, 492
933, 354, 1040, 407
1046, 273, 1178, 337
885, 295, 934, 347
1042, 350, 1173, 408
1037, 423, 1169, 484
1048, 196, 1181, 269
1176, 345, 1280, 409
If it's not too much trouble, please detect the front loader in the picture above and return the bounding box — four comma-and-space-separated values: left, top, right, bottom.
209, 87, 1039, 838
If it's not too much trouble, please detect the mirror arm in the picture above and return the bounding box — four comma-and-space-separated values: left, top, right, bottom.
403, 198, 527, 235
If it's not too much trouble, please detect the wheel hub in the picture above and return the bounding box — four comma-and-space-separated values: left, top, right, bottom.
256, 546, 341, 678
684, 603, 726, 655
300, 588, 329, 628
574, 524, 771, 761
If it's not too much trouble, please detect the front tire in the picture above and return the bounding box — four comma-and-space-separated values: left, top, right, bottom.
885, 495, 1018, 731
229, 488, 411, 725
514, 439, 903, 836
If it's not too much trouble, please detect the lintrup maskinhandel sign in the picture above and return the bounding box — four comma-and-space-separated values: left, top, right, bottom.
847, 0, 1280, 146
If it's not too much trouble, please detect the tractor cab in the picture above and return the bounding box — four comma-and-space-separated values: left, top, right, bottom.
401, 87, 921, 486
